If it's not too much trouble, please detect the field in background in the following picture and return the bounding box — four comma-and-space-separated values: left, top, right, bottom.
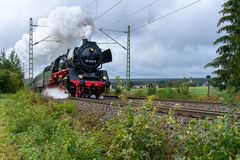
189, 86, 218, 96
107, 86, 219, 101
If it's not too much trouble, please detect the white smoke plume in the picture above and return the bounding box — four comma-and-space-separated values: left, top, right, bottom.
42, 87, 69, 99
15, 6, 94, 77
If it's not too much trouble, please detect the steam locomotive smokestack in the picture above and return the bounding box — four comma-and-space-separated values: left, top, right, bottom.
82, 39, 88, 45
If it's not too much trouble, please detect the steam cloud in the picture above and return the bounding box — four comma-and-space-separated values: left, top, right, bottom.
15, 6, 94, 77
42, 87, 69, 99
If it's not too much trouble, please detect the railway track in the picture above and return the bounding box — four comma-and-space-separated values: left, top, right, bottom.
104, 95, 220, 105
69, 96, 240, 120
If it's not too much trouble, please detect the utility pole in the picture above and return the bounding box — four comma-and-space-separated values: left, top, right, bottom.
126, 25, 130, 90
29, 18, 33, 82
28, 18, 51, 84
206, 75, 211, 98
99, 26, 131, 90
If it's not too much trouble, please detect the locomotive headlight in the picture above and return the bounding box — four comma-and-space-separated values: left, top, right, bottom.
103, 76, 107, 80
89, 48, 94, 53
78, 74, 83, 79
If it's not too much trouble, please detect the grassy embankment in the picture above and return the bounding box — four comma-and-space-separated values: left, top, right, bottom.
0, 94, 18, 159
0, 90, 240, 159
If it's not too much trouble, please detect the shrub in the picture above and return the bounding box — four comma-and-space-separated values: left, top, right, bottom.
114, 75, 123, 96
156, 88, 178, 99
219, 86, 239, 106
175, 82, 191, 99
156, 86, 192, 100
133, 89, 146, 98
13, 88, 44, 105
176, 116, 240, 159
147, 87, 156, 96
0, 69, 22, 93
104, 96, 176, 159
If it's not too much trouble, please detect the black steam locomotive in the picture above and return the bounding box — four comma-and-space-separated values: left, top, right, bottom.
32, 39, 112, 98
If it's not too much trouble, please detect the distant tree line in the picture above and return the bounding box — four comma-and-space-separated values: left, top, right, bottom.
111, 78, 207, 89
0, 48, 23, 93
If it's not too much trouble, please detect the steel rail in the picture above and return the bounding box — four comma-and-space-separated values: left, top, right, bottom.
68, 97, 240, 120
104, 95, 221, 105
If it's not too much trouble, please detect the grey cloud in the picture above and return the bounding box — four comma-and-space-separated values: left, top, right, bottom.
0, 0, 224, 79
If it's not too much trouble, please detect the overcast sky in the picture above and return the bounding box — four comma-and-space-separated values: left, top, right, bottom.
0, 0, 223, 78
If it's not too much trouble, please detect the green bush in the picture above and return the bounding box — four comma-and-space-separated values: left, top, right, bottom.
103, 96, 176, 159
175, 82, 191, 99
156, 88, 178, 99
176, 116, 240, 159
133, 89, 146, 98
13, 88, 44, 105
147, 87, 156, 96
156, 87, 191, 100
0, 69, 22, 93
219, 86, 239, 106
114, 75, 123, 96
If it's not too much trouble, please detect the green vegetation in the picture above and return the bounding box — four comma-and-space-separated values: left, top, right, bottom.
205, 0, 240, 91
0, 49, 23, 93
147, 87, 156, 96
176, 116, 240, 159
0, 90, 240, 159
189, 86, 218, 96
109, 86, 219, 101
219, 86, 240, 106
109, 83, 240, 105
109, 76, 221, 101
156, 87, 191, 100
0, 117, 18, 159
133, 88, 146, 98
113, 75, 124, 96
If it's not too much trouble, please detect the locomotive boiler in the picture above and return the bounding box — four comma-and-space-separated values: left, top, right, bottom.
32, 39, 112, 98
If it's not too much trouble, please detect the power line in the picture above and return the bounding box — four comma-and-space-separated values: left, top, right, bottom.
99, 29, 127, 50
99, 0, 201, 44
95, 0, 124, 21
87, 0, 96, 8
32, 25, 49, 27
97, 42, 117, 44
87, 0, 98, 17
101, 0, 159, 28
133, 0, 201, 31
98, 33, 126, 45
99, 28, 127, 33
33, 35, 51, 45
148, 1, 152, 23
